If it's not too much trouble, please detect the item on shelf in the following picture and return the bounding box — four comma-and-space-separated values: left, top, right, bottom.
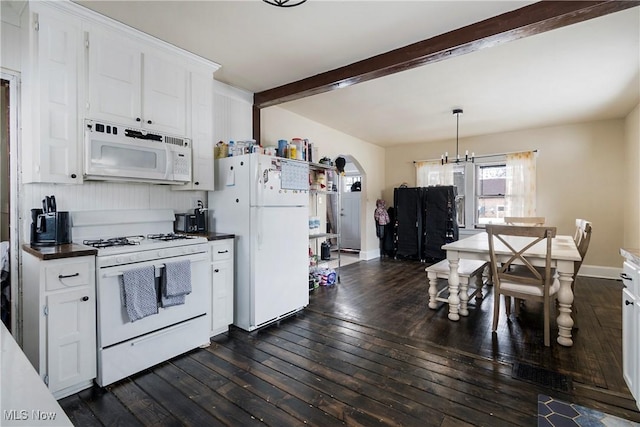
321, 241, 331, 260
319, 157, 332, 166
214, 141, 228, 159
277, 139, 288, 158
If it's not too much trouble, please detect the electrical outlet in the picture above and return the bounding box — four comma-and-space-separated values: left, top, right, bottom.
191, 197, 201, 209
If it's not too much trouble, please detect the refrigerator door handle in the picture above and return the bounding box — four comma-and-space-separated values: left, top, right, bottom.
256, 161, 265, 248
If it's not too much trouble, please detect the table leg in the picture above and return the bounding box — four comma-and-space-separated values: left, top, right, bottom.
459, 278, 469, 316
447, 257, 460, 321
556, 269, 575, 347
427, 271, 438, 309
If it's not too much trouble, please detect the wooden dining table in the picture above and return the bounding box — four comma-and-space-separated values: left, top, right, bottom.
441, 231, 582, 347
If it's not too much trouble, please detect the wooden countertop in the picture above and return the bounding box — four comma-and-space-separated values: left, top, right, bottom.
185, 232, 235, 241
22, 244, 97, 261
621, 248, 640, 265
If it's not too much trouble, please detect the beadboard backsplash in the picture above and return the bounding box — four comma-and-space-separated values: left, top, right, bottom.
21, 181, 207, 241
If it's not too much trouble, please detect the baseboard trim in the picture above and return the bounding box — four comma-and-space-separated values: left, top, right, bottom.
578, 265, 621, 280
360, 249, 380, 261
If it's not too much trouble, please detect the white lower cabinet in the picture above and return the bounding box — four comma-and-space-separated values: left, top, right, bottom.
22, 252, 97, 399
210, 238, 235, 336
621, 254, 640, 410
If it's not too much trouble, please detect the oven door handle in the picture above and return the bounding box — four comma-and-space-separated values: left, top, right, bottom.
102, 254, 209, 278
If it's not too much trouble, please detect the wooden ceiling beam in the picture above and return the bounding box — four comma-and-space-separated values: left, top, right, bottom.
254, 1, 639, 109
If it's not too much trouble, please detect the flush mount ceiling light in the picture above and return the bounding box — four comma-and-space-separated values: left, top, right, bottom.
263, 0, 307, 7
442, 108, 474, 165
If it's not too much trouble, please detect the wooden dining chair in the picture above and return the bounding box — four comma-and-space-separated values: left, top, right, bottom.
486, 224, 558, 347
504, 216, 546, 226
573, 220, 592, 285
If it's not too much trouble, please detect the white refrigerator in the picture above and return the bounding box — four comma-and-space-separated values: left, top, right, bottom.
209, 153, 310, 331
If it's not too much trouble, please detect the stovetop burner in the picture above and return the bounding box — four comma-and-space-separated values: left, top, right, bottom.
146, 233, 195, 241
83, 235, 145, 248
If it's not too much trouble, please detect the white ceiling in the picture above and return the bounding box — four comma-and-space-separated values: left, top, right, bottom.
73, 0, 640, 147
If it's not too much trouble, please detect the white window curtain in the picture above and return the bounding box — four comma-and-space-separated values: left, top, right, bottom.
505, 151, 537, 217
415, 161, 453, 187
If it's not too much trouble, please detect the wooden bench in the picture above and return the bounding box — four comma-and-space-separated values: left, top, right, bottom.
426, 259, 488, 316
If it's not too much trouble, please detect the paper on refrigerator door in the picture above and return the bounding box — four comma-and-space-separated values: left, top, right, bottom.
226, 168, 235, 186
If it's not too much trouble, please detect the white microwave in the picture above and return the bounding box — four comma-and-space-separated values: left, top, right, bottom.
83, 120, 192, 184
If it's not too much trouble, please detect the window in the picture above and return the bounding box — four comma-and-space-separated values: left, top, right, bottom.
415, 151, 535, 229
475, 163, 506, 225
343, 175, 361, 192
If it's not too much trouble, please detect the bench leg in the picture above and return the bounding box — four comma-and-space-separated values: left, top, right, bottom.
427, 272, 438, 309
474, 272, 484, 301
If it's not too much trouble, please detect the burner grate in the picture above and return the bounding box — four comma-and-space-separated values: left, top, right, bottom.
147, 233, 194, 241
83, 235, 145, 248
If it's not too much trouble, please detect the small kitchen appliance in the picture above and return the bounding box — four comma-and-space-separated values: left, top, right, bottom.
174, 213, 198, 233
175, 200, 207, 233
83, 119, 192, 184
30, 195, 72, 247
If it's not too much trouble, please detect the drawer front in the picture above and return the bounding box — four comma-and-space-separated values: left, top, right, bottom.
210, 239, 233, 262
45, 259, 94, 291
97, 315, 209, 387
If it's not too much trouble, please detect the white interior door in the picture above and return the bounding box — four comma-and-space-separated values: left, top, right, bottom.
341, 192, 361, 250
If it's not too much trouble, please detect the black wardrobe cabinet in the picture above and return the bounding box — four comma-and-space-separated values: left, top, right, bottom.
392, 186, 459, 261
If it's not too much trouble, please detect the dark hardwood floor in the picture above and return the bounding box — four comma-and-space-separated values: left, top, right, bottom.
60, 257, 640, 426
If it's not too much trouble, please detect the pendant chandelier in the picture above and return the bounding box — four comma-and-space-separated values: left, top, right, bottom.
263, 0, 307, 7
442, 108, 474, 165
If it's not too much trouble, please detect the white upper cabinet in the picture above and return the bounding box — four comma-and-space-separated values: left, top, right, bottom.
86, 25, 189, 136
175, 70, 215, 191
213, 80, 254, 143
21, 4, 83, 184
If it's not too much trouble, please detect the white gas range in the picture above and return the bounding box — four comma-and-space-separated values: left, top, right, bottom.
71, 210, 210, 387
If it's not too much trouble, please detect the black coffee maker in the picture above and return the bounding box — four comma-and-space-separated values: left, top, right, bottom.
30, 195, 72, 247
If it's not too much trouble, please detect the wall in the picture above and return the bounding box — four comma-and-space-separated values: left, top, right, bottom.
261, 106, 385, 260
624, 103, 640, 250
1, 4, 22, 73
384, 119, 626, 272
21, 183, 206, 242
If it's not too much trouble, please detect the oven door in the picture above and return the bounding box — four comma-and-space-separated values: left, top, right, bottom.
96, 251, 209, 349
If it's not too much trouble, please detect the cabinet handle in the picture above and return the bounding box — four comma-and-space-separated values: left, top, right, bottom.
136, 117, 141, 122
621, 273, 633, 281
70, 174, 77, 179
58, 272, 80, 279
81, 296, 89, 302
194, 182, 200, 186
147, 120, 152, 125
214, 269, 219, 273
625, 300, 633, 306
217, 250, 229, 254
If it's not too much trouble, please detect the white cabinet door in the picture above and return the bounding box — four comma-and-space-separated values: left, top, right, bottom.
213, 80, 253, 143
46, 287, 96, 395
87, 26, 188, 136
87, 26, 142, 127
22, 7, 83, 183
175, 70, 214, 191
623, 288, 637, 400
142, 51, 188, 136
210, 239, 234, 336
